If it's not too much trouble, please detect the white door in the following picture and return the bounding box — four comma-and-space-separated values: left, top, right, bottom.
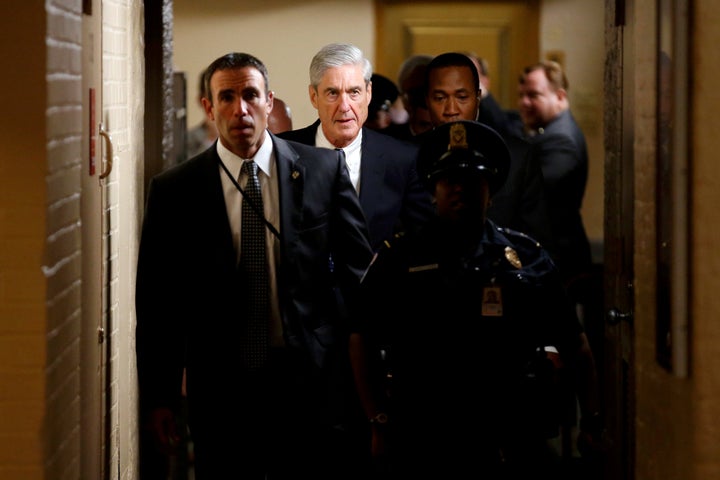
80, 0, 108, 478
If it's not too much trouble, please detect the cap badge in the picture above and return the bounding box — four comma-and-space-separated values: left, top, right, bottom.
448, 123, 469, 151
504, 246, 522, 268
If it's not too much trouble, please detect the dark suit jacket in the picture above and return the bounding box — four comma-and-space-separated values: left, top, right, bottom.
489, 131, 554, 250
478, 92, 513, 139
527, 109, 592, 281
135, 134, 373, 431
278, 120, 434, 250
380, 121, 417, 143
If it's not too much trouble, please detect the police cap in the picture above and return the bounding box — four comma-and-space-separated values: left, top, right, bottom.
417, 120, 510, 196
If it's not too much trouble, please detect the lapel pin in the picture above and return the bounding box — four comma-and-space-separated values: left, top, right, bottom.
291, 170, 300, 180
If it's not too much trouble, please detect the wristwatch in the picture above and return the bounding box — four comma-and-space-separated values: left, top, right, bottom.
369, 412, 389, 425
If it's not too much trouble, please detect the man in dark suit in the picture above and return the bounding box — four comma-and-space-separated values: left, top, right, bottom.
517, 61, 600, 473
422, 52, 554, 250
517, 60, 592, 292
278, 43, 432, 478
135, 52, 373, 480
278, 43, 433, 252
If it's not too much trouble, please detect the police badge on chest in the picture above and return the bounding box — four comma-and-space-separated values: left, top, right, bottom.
482, 286, 503, 316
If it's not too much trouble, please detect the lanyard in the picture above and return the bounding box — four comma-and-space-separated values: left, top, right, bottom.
218, 157, 281, 240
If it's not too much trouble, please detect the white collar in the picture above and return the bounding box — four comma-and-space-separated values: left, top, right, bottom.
315, 125, 363, 155
216, 132, 273, 178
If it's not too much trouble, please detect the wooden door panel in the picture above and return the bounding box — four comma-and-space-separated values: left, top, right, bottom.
408, 24, 505, 86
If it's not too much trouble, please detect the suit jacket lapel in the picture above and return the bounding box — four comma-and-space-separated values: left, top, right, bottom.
271, 134, 304, 253
288, 120, 320, 146
202, 148, 238, 269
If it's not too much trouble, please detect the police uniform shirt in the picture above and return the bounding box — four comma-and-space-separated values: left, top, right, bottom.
356, 218, 582, 442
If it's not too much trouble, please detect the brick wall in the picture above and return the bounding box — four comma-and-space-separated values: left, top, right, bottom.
45, 1, 84, 479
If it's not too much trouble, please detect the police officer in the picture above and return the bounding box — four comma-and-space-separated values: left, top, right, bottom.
349, 120, 602, 479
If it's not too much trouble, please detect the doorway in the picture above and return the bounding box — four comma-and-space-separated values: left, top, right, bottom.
374, 0, 539, 110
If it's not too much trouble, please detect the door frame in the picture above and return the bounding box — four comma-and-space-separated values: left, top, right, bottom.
80, 1, 105, 478
603, 0, 636, 478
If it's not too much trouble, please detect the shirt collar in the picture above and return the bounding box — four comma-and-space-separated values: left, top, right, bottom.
216, 132, 273, 178
315, 124, 363, 155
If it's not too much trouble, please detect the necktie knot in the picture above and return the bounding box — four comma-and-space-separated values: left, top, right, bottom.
243, 160, 258, 177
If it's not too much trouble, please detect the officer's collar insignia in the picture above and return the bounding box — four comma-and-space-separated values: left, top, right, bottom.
504, 246, 522, 268
409, 263, 439, 273
448, 123, 469, 151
